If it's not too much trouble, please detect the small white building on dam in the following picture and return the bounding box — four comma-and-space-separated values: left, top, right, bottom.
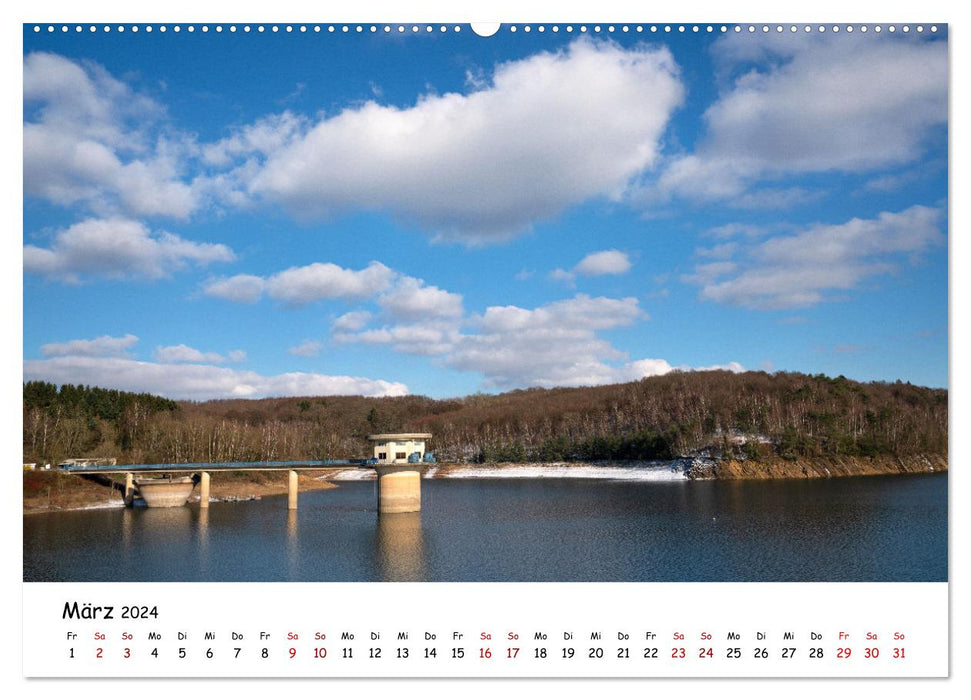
366, 433, 434, 513
367, 433, 434, 464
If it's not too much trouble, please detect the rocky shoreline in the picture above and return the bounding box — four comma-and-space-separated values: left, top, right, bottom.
683, 453, 947, 480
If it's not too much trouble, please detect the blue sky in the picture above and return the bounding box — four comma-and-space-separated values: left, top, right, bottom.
22, 24, 948, 400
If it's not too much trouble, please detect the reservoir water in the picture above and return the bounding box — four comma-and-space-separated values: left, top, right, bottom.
23, 473, 946, 582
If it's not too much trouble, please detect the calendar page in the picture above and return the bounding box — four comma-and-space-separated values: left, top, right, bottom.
18, 0, 955, 691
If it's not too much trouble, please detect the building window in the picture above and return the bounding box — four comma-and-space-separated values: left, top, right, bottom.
378, 452, 387, 460
396, 452, 406, 460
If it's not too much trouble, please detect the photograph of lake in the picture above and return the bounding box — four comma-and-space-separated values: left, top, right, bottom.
22, 23, 947, 585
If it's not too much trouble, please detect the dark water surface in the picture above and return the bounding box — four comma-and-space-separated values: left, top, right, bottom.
23, 474, 947, 582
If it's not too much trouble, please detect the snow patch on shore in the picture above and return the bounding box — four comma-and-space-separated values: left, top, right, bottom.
438, 463, 688, 481
320, 468, 377, 481
73, 500, 127, 510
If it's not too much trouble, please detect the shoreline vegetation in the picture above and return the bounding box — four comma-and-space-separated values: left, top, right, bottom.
23, 370, 947, 513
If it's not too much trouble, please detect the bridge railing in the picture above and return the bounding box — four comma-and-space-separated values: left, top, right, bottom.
57, 459, 374, 473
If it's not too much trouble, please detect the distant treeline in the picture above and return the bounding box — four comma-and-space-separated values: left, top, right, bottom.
23, 381, 178, 463
22, 371, 947, 466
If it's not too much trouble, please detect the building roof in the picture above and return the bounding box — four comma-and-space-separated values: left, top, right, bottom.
366, 433, 433, 441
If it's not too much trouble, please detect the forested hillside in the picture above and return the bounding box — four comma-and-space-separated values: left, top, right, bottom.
23, 382, 178, 465
22, 371, 947, 467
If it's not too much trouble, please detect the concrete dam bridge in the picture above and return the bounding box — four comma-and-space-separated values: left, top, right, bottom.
59, 433, 433, 514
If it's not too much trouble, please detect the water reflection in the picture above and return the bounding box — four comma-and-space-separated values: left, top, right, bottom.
285, 510, 299, 578
120, 506, 193, 558
23, 475, 947, 582
121, 506, 134, 553
137, 504, 195, 529
375, 512, 426, 581
286, 509, 298, 539
196, 507, 210, 576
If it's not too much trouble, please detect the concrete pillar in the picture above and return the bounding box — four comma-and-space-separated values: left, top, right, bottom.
288, 470, 299, 510
200, 471, 210, 509
124, 472, 134, 506
377, 468, 421, 514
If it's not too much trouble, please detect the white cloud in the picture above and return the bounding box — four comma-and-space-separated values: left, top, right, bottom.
245, 38, 683, 242
201, 112, 307, 168
448, 331, 625, 389
331, 279, 465, 356
574, 249, 632, 276
606, 359, 743, 382
548, 268, 577, 286
227, 349, 247, 362
862, 170, 924, 193
334, 293, 650, 384
651, 33, 947, 205
41, 333, 138, 358
266, 262, 394, 306
22, 43, 682, 243
693, 361, 745, 373
478, 294, 645, 333
680, 261, 738, 286
203, 262, 467, 358
23, 53, 159, 147
686, 205, 944, 309
614, 359, 745, 382
694, 242, 737, 260
729, 187, 824, 211
24, 52, 198, 219
378, 276, 464, 320
288, 340, 323, 358
153, 344, 229, 364
551, 249, 632, 284
24, 356, 408, 400
203, 263, 463, 324
202, 274, 266, 303
446, 322, 743, 390
622, 358, 675, 379
204, 262, 395, 307
332, 311, 373, 332
704, 223, 771, 239
334, 319, 461, 357
23, 43, 683, 242
446, 295, 650, 389
332, 291, 743, 390
24, 218, 234, 282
